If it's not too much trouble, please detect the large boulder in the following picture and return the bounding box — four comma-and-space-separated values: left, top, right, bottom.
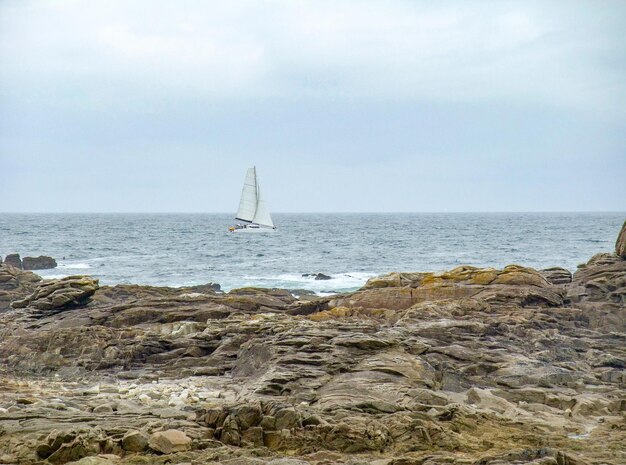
121, 430, 148, 452
3, 253, 22, 269
616, 219, 626, 258
23, 255, 58, 270
11, 275, 99, 314
148, 429, 191, 454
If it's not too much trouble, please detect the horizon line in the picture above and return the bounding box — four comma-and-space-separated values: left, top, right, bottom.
1, 210, 625, 215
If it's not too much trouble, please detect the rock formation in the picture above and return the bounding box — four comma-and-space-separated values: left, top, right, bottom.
0, 224, 624, 464
22, 255, 58, 270
0, 263, 41, 312
3, 253, 23, 269
302, 273, 332, 280
616, 219, 626, 257
11, 275, 99, 315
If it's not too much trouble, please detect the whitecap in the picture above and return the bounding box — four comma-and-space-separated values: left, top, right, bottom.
57, 263, 91, 269
41, 274, 69, 280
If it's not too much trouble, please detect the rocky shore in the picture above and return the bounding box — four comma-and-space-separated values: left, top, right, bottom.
0, 222, 624, 465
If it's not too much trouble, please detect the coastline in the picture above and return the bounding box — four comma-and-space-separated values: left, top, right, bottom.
0, 220, 623, 464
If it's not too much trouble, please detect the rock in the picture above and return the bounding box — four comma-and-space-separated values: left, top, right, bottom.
0, 455, 17, 464
93, 403, 114, 413
1, 242, 625, 464
11, 275, 99, 312
3, 253, 22, 269
616, 219, 626, 257
121, 430, 148, 452
303, 273, 332, 280
148, 429, 192, 454
241, 426, 264, 447
66, 457, 119, 465
338, 264, 563, 310
274, 408, 300, 430
23, 255, 58, 270
540, 267, 572, 285
233, 403, 262, 429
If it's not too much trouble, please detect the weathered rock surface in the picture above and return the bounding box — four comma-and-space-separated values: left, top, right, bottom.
0, 264, 41, 312
541, 266, 572, 285
0, 224, 624, 464
11, 275, 99, 314
3, 253, 23, 269
22, 255, 58, 270
148, 429, 191, 454
616, 219, 626, 257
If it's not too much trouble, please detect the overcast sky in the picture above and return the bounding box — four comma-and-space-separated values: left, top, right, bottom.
1, 0, 625, 212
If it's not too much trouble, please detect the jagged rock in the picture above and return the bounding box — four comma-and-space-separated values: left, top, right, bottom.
35, 429, 106, 464
302, 273, 332, 280
568, 251, 626, 332
0, 263, 41, 311
616, 219, 626, 257
148, 429, 191, 454
11, 275, 99, 312
23, 255, 57, 270
121, 430, 148, 452
3, 253, 22, 269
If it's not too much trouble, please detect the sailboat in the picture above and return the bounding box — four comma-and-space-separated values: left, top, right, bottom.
229, 166, 276, 232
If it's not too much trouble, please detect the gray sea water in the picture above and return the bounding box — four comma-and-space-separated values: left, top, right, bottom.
0, 213, 623, 294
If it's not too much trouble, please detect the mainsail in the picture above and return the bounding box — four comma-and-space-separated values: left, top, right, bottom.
235, 166, 275, 228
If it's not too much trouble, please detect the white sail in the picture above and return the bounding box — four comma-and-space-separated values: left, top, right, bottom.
235, 167, 258, 222
234, 166, 275, 229
252, 185, 274, 228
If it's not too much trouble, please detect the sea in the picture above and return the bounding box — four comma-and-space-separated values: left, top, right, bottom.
1, 213, 624, 294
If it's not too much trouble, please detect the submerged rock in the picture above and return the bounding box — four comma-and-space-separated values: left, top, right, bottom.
303, 273, 332, 280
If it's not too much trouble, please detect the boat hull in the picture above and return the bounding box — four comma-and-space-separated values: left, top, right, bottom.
229, 224, 276, 233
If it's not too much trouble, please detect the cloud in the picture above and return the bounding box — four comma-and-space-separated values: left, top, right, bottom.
1, 0, 624, 114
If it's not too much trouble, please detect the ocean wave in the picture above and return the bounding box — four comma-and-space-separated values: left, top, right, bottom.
239, 271, 376, 293
41, 274, 69, 280
58, 263, 91, 269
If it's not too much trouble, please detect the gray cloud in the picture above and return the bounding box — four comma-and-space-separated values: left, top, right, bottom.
1, 0, 625, 212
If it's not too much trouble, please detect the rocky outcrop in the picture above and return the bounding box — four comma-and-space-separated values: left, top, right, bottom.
11, 276, 99, 314
3, 253, 22, 269
0, 264, 41, 312
0, 225, 625, 464
22, 255, 57, 270
616, 219, 626, 257
568, 251, 626, 332
341, 264, 565, 310
302, 273, 332, 280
